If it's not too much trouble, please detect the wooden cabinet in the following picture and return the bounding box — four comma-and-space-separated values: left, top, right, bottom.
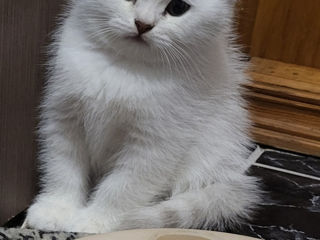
238, 0, 320, 68
237, 0, 320, 156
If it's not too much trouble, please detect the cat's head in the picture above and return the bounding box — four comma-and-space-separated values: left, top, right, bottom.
72, 0, 236, 62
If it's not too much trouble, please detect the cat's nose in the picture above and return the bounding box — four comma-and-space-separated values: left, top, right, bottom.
135, 20, 154, 35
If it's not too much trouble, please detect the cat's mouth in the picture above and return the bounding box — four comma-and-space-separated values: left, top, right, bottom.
126, 35, 149, 45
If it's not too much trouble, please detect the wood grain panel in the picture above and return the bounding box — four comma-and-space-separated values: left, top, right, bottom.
0, 0, 64, 225
245, 58, 320, 156
250, 0, 320, 68
252, 127, 320, 157
235, 0, 259, 54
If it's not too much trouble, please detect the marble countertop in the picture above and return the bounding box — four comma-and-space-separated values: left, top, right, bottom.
232, 148, 320, 240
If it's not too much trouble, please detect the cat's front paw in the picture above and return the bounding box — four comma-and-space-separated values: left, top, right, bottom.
67, 208, 118, 234
26, 196, 80, 231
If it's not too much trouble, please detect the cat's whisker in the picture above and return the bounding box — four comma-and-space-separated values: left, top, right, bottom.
170, 40, 209, 82
162, 41, 196, 82
157, 45, 174, 78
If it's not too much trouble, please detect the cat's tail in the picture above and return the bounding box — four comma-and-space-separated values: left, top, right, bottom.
117, 174, 261, 231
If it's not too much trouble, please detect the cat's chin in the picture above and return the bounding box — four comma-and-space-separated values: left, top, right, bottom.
109, 36, 163, 63
125, 35, 149, 46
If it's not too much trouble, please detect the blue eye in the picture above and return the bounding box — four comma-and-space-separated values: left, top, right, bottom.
166, 0, 191, 17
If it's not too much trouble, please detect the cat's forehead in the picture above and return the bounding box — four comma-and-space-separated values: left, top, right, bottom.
132, 0, 209, 12
136, 0, 171, 3
134, 0, 198, 5
133, 0, 226, 10
134, 0, 171, 9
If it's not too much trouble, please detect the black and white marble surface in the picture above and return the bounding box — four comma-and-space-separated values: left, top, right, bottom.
258, 149, 320, 178
231, 148, 320, 240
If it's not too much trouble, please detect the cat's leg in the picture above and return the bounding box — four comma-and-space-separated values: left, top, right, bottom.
117, 173, 262, 231
118, 136, 261, 231
26, 114, 89, 231
67, 140, 178, 233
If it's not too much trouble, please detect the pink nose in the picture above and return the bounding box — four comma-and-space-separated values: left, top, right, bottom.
135, 20, 154, 35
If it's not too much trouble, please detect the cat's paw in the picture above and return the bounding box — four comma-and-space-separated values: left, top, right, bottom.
66, 208, 118, 234
26, 196, 80, 231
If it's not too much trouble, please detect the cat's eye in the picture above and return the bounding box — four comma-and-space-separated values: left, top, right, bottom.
165, 0, 191, 17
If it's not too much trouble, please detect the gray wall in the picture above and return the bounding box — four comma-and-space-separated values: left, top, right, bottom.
0, 0, 64, 225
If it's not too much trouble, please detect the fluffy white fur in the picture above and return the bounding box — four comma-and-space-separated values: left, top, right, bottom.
26, 0, 261, 233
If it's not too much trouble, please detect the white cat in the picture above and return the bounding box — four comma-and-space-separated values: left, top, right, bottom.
26, 0, 261, 234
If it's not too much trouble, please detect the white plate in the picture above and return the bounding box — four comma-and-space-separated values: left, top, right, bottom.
78, 229, 259, 240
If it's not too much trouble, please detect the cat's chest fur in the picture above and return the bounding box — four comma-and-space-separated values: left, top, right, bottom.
63, 47, 174, 105
60, 47, 177, 166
